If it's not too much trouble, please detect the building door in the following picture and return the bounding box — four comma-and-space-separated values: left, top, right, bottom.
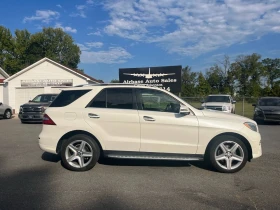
15, 88, 44, 113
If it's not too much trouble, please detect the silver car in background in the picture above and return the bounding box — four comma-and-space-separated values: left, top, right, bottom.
0, 102, 13, 119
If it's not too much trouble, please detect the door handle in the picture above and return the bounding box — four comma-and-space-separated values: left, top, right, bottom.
143, 116, 155, 121
88, 113, 100, 118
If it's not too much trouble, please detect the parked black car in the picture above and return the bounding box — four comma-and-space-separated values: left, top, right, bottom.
253, 97, 280, 124
18, 94, 58, 123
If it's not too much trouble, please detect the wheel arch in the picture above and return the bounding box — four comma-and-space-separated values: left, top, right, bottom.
56, 130, 104, 155
205, 132, 253, 161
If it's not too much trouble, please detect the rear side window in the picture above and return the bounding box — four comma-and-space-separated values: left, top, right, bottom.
88, 88, 135, 109
50, 90, 91, 107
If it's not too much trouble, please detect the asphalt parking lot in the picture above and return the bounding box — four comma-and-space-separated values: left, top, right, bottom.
0, 117, 280, 210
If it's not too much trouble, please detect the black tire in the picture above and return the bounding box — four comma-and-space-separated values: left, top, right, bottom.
4, 110, 12, 119
61, 134, 100, 171
206, 135, 248, 173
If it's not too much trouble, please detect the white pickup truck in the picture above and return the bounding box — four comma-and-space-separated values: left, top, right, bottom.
201, 94, 236, 113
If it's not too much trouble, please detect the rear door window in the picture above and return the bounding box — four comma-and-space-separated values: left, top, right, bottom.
87, 88, 136, 109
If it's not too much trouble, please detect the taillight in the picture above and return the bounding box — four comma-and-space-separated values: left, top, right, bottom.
43, 114, 56, 125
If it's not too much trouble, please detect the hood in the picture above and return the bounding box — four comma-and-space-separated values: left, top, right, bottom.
202, 102, 231, 107
257, 106, 280, 111
202, 109, 254, 123
21, 102, 51, 107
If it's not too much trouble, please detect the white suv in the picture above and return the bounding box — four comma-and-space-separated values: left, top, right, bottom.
38, 84, 262, 173
201, 94, 236, 113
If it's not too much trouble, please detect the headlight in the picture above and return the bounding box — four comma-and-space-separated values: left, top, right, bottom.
20, 106, 23, 112
244, 122, 258, 132
39, 106, 46, 112
255, 107, 262, 112
222, 105, 230, 111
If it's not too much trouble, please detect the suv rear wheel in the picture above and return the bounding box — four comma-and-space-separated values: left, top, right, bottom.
207, 135, 248, 173
61, 134, 100, 171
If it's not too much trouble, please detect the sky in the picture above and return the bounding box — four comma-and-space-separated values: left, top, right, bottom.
1, 0, 280, 82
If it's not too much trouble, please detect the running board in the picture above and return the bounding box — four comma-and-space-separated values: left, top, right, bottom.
103, 151, 204, 161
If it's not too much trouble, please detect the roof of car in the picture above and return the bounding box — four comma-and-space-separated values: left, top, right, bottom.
61, 83, 164, 91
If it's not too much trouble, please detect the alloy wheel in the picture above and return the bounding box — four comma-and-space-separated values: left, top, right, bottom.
214, 141, 244, 170
65, 140, 93, 168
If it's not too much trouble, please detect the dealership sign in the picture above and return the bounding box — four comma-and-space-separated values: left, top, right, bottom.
21, 79, 73, 87
119, 66, 182, 93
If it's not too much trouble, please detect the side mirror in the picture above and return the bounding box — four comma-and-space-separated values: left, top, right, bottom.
179, 105, 190, 115
232, 100, 236, 104
252, 104, 256, 107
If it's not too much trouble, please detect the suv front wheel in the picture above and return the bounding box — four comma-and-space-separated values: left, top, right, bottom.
61, 134, 100, 171
207, 135, 248, 173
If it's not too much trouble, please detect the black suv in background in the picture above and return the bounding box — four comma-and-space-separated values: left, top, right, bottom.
253, 97, 280, 124
18, 94, 58, 123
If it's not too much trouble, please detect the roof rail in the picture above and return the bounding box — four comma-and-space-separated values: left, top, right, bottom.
74, 83, 161, 88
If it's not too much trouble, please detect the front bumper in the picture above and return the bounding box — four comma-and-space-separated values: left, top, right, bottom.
203, 108, 232, 113
254, 114, 280, 122
18, 113, 44, 121
240, 127, 262, 159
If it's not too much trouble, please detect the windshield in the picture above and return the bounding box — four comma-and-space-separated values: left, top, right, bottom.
31, 95, 57, 103
205, 96, 230, 103
258, 98, 280, 106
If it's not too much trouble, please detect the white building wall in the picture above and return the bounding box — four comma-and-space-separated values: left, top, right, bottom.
0, 85, 3, 102
6, 60, 89, 111
3, 83, 9, 105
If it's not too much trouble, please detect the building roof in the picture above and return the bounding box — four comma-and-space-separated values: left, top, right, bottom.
4, 57, 103, 83
69, 68, 104, 83
0, 67, 10, 79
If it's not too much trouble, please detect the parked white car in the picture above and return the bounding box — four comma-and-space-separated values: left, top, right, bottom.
38, 84, 262, 173
0, 102, 13, 119
201, 94, 236, 113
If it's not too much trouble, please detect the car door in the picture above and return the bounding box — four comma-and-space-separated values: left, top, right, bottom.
0, 102, 4, 115
136, 88, 199, 154
85, 88, 141, 152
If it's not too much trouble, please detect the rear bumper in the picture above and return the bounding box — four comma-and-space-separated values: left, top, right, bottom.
38, 125, 62, 154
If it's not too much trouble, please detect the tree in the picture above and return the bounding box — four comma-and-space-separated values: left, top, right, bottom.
205, 64, 224, 94
196, 72, 211, 97
0, 26, 81, 74
110, 79, 119, 83
231, 53, 263, 97
262, 58, 280, 95
27, 27, 81, 68
181, 66, 197, 97
4, 29, 32, 74
0, 26, 14, 73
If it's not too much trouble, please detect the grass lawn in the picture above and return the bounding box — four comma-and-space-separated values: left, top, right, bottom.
183, 100, 254, 119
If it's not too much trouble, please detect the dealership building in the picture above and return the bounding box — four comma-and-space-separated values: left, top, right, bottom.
0, 57, 102, 113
